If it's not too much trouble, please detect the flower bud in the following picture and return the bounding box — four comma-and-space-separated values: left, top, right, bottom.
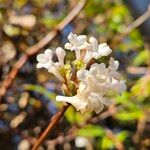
55, 47, 66, 67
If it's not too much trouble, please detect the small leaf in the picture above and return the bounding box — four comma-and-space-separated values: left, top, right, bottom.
116, 111, 142, 121
77, 124, 105, 137
23, 84, 56, 100
131, 75, 150, 99
133, 50, 150, 66
115, 92, 130, 104
65, 106, 75, 123
101, 136, 114, 149
117, 131, 129, 142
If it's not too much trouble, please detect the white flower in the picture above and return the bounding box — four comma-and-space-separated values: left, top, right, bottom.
87, 92, 104, 114
56, 58, 126, 114
89, 37, 112, 58
108, 57, 120, 80
37, 49, 53, 69
65, 32, 87, 50
36, 33, 126, 114
83, 37, 112, 63
56, 95, 87, 113
75, 136, 88, 148
92, 43, 112, 58
36, 49, 65, 81
109, 57, 119, 70
82, 50, 93, 63
64, 33, 112, 64
107, 79, 127, 94
65, 32, 87, 60
55, 47, 66, 67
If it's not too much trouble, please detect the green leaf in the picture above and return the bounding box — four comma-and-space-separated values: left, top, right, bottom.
23, 84, 56, 100
65, 106, 76, 123
131, 75, 150, 99
101, 136, 114, 149
65, 107, 91, 124
116, 111, 142, 121
129, 30, 143, 47
133, 50, 150, 66
117, 131, 129, 142
77, 124, 105, 137
115, 92, 130, 104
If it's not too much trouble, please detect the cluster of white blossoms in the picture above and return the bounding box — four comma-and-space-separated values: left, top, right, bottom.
37, 32, 126, 114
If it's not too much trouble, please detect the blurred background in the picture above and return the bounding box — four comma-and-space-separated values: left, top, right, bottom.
0, 0, 150, 149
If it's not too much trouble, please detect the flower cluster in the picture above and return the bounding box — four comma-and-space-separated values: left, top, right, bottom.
37, 32, 126, 114
64, 33, 112, 63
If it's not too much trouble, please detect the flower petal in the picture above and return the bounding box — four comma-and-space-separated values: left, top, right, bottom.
77, 35, 87, 45
65, 43, 72, 50
56, 47, 66, 66
37, 54, 47, 63
87, 92, 104, 114
68, 32, 78, 45
37, 63, 44, 68
83, 51, 93, 63
77, 69, 88, 80
56, 95, 87, 113
109, 57, 119, 70
98, 44, 112, 57
89, 37, 98, 51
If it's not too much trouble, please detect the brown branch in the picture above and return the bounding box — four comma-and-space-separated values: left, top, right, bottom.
133, 113, 147, 144
0, 0, 87, 99
88, 105, 118, 123
32, 104, 70, 150
106, 129, 125, 150
122, 5, 150, 35
111, 5, 150, 48
45, 131, 76, 146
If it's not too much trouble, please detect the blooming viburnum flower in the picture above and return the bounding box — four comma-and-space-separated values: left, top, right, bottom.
36, 32, 126, 114
36, 48, 66, 81
65, 33, 87, 60
37, 49, 53, 69
81, 37, 112, 63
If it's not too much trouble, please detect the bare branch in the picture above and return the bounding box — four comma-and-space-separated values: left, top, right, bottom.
111, 5, 150, 48
32, 104, 70, 150
122, 5, 150, 35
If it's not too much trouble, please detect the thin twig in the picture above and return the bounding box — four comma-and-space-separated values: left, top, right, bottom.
89, 105, 118, 123
133, 113, 147, 144
0, 0, 87, 99
106, 129, 125, 150
32, 104, 70, 150
111, 5, 150, 48
122, 5, 150, 35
